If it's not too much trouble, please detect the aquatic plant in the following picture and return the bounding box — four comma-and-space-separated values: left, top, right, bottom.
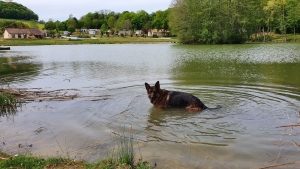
0, 92, 18, 116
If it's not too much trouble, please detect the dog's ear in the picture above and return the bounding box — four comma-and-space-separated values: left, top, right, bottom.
145, 82, 150, 90
155, 81, 160, 90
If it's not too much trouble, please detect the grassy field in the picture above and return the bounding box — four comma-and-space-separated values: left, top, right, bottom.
0, 37, 177, 46
0, 18, 44, 30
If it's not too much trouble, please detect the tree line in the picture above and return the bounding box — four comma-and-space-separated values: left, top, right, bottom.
1, 0, 299, 43
0, 1, 38, 21
44, 10, 169, 35
169, 0, 300, 44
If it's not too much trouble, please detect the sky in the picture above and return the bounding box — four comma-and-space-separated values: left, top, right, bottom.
12, 0, 173, 21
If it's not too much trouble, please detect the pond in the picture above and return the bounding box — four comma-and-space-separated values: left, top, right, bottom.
0, 44, 300, 168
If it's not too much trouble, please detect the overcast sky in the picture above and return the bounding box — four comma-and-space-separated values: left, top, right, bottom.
12, 0, 173, 21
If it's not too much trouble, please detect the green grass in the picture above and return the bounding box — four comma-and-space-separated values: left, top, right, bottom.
271, 33, 300, 42
0, 18, 44, 29
0, 92, 18, 114
248, 33, 300, 43
0, 155, 86, 169
0, 135, 152, 169
0, 154, 151, 169
0, 37, 177, 46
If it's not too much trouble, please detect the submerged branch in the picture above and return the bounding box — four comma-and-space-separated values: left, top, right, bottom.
276, 124, 300, 128
259, 161, 298, 169
0, 88, 79, 102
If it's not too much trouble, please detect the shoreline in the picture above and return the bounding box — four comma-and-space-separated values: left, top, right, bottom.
1, 38, 299, 46
0, 37, 178, 46
0, 152, 152, 169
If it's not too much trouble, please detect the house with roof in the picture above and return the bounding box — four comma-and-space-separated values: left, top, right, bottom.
3, 28, 45, 39
118, 30, 132, 36
147, 29, 170, 37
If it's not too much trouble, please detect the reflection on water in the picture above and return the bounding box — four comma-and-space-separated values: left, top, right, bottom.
0, 106, 17, 117
0, 54, 41, 85
172, 44, 300, 87
0, 44, 299, 168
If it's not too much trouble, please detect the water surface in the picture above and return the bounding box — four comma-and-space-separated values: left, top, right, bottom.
0, 44, 300, 169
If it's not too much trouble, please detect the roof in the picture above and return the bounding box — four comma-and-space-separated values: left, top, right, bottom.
5, 28, 44, 36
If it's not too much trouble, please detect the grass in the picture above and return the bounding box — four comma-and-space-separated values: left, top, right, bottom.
0, 18, 44, 30
0, 155, 86, 169
0, 37, 177, 46
0, 135, 152, 169
249, 33, 300, 43
0, 92, 18, 115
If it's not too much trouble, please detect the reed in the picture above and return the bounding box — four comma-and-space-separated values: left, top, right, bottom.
0, 92, 18, 116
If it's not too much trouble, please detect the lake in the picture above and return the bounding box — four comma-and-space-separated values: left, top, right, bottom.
0, 44, 299, 169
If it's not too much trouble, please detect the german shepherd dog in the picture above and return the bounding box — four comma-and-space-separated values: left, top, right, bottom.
145, 81, 207, 112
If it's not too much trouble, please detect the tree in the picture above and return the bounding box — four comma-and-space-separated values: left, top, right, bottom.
169, 0, 271, 44
152, 10, 169, 30
56, 21, 67, 31
66, 16, 79, 33
81, 13, 93, 28
132, 10, 150, 30
0, 1, 39, 20
116, 11, 134, 30
107, 15, 116, 31
45, 20, 56, 30
286, 0, 300, 41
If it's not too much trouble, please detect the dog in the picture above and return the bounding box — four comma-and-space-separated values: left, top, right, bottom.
145, 81, 207, 112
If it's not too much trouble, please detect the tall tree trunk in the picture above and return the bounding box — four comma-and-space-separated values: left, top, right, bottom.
282, 2, 286, 42
263, 27, 265, 42
294, 27, 296, 42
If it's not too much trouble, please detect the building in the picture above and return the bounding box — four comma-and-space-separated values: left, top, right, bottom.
118, 30, 132, 36
80, 29, 100, 35
135, 30, 144, 36
147, 29, 170, 37
63, 31, 70, 36
3, 28, 45, 39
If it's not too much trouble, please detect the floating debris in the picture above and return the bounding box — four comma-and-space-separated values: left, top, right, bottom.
0, 87, 79, 115
0, 88, 79, 103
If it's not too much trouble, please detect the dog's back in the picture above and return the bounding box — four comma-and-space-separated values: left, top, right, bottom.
168, 91, 207, 110
145, 81, 207, 112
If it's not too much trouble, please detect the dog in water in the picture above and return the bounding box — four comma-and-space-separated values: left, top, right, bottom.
145, 81, 207, 112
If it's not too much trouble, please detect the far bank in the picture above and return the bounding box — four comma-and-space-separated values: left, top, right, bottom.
1, 34, 300, 46
0, 37, 178, 46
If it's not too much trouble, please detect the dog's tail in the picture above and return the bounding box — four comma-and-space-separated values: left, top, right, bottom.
205, 105, 222, 110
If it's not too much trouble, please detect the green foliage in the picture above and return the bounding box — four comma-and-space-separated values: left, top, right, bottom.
0, 92, 18, 115
0, 152, 152, 169
169, 0, 300, 44
0, 1, 38, 21
132, 10, 150, 30
0, 92, 16, 106
0, 19, 44, 34
0, 92, 17, 117
44, 20, 56, 30
0, 155, 46, 169
151, 10, 169, 30
67, 16, 79, 33
42, 9, 170, 36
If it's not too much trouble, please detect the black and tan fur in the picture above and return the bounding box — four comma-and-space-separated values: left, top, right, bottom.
145, 81, 207, 112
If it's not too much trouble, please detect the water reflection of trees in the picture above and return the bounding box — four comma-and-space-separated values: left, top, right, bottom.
0, 56, 41, 85
172, 58, 300, 88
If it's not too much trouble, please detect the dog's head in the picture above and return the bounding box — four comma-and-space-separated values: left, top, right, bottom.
145, 81, 161, 103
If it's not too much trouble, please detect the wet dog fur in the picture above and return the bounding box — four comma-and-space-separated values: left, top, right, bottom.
145, 81, 207, 112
